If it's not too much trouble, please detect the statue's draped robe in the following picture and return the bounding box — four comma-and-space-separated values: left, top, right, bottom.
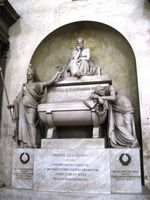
13, 82, 44, 147
67, 48, 95, 76
108, 95, 138, 147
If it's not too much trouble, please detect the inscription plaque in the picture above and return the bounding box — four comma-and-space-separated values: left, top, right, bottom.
12, 149, 34, 189
47, 84, 109, 102
33, 149, 110, 193
47, 75, 111, 102
110, 149, 142, 193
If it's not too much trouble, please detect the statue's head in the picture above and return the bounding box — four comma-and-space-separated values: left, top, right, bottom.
94, 86, 106, 96
27, 64, 35, 81
76, 37, 84, 49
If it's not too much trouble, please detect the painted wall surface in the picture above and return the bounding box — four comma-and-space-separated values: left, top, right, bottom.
0, 0, 150, 188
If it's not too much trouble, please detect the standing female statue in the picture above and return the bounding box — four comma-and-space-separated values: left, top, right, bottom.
8, 65, 63, 148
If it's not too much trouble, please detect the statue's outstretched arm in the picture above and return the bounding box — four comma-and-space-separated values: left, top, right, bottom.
42, 68, 64, 87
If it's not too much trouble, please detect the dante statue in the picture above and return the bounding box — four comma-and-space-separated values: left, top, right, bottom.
67, 37, 96, 77
8, 65, 63, 148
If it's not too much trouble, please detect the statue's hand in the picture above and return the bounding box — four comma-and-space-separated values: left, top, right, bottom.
58, 66, 65, 76
55, 66, 65, 81
90, 93, 98, 100
76, 46, 81, 51
98, 97, 104, 104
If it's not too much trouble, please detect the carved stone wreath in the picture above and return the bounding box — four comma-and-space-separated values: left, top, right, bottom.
20, 153, 30, 164
119, 153, 131, 166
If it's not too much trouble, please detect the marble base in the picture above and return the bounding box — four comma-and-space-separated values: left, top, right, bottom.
110, 148, 142, 193
33, 148, 110, 193
12, 149, 34, 189
11, 141, 142, 194
0, 188, 150, 200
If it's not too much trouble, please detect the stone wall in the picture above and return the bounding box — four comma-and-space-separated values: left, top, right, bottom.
0, 0, 150, 188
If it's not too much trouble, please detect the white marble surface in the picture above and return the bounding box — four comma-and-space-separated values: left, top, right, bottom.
41, 139, 105, 149
0, 187, 150, 200
33, 149, 110, 193
0, 0, 150, 189
47, 75, 110, 102
47, 84, 98, 102
110, 148, 142, 193
12, 149, 34, 189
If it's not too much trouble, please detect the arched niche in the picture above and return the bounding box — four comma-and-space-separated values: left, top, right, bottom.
30, 21, 141, 145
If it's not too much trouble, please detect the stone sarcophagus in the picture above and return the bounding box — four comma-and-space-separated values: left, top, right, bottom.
38, 100, 108, 138
38, 75, 112, 138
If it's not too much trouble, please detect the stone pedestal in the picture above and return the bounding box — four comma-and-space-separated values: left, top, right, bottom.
33, 147, 110, 193
11, 139, 142, 195
34, 139, 110, 193
1, 187, 150, 200
41, 138, 105, 148
110, 148, 142, 193
12, 149, 34, 189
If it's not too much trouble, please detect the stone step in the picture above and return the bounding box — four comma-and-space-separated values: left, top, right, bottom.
0, 187, 150, 200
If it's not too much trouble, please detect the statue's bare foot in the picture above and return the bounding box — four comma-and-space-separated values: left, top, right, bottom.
32, 144, 37, 148
76, 71, 83, 78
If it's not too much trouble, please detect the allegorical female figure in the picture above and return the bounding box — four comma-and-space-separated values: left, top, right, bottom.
8, 65, 63, 148
108, 91, 139, 148
67, 37, 96, 77
86, 85, 139, 148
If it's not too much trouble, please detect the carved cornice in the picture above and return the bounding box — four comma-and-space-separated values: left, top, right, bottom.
0, 0, 19, 27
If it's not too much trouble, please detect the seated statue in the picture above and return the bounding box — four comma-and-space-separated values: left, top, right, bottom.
7, 65, 63, 148
67, 37, 96, 77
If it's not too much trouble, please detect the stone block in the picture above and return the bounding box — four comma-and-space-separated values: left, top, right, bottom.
47, 75, 111, 103
12, 149, 34, 189
33, 148, 110, 193
110, 148, 142, 193
41, 138, 105, 148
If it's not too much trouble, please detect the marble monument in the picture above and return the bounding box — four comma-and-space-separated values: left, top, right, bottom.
9, 37, 141, 194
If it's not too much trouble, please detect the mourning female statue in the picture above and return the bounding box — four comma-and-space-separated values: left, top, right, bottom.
108, 91, 139, 148
8, 65, 63, 148
67, 37, 96, 77
83, 85, 115, 138
87, 85, 139, 147
84, 85, 115, 117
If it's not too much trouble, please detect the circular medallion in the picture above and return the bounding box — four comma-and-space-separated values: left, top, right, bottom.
119, 153, 131, 166
20, 153, 30, 164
